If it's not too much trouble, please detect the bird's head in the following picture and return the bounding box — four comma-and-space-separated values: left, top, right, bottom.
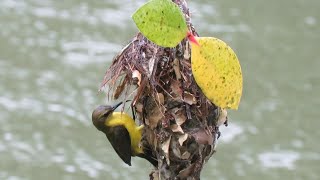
92, 102, 123, 131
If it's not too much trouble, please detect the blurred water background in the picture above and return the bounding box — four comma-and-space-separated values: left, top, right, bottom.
0, 0, 319, 179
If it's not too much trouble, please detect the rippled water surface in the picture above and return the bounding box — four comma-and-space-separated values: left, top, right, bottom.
1, 0, 319, 179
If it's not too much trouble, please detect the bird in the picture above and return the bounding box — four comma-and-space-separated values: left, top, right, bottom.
92, 102, 157, 166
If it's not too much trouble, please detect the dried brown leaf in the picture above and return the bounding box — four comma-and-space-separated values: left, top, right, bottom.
172, 108, 186, 126
156, 93, 165, 105
171, 139, 181, 158
216, 108, 228, 126
148, 57, 155, 78
184, 42, 190, 60
146, 106, 164, 129
191, 129, 213, 145
177, 163, 196, 179
150, 171, 159, 180
173, 58, 181, 80
181, 151, 191, 160
132, 70, 141, 86
113, 76, 128, 99
171, 124, 184, 134
161, 136, 171, 165
178, 133, 188, 146
183, 91, 196, 105
135, 103, 143, 113
170, 80, 182, 98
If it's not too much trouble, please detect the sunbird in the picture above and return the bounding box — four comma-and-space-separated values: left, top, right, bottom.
92, 102, 157, 166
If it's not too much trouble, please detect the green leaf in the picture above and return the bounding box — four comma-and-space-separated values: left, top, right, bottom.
132, 0, 188, 48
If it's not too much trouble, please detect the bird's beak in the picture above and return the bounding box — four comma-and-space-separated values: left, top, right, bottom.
111, 101, 124, 111
92, 100, 131, 123
111, 100, 132, 111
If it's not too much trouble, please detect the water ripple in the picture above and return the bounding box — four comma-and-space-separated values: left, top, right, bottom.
258, 151, 300, 170
219, 123, 244, 144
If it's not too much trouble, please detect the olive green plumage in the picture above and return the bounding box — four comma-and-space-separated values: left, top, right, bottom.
92, 102, 157, 166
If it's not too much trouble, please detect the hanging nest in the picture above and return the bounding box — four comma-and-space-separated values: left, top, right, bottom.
100, 0, 226, 179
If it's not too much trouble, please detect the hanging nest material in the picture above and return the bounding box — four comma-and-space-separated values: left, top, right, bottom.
100, 0, 226, 179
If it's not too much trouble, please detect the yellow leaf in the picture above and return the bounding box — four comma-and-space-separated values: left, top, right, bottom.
191, 37, 243, 109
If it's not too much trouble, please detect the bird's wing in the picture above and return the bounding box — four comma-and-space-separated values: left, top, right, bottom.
105, 126, 132, 166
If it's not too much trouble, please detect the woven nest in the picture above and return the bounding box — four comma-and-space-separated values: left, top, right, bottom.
100, 0, 225, 179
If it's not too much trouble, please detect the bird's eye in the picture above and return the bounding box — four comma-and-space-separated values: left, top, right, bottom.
102, 111, 112, 118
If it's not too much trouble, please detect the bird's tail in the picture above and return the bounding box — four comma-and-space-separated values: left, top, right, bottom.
137, 148, 158, 167
137, 153, 158, 167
